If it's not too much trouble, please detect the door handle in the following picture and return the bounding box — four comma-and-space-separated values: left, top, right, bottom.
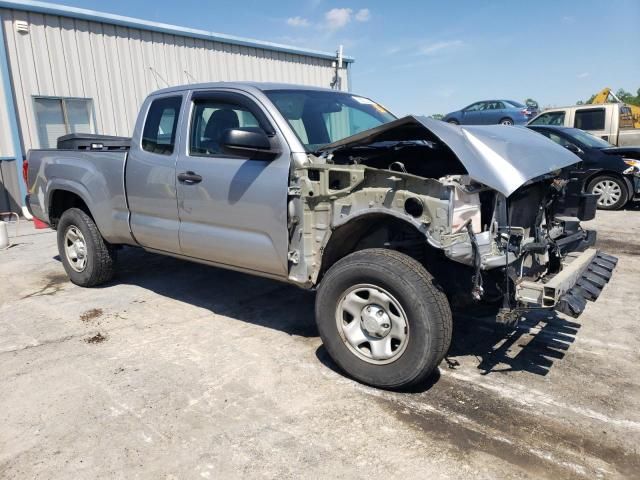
177, 171, 202, 184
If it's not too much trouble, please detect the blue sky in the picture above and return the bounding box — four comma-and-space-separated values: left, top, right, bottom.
55, 0, 640, 116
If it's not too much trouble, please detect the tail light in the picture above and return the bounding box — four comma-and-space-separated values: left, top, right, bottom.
521, 108, 531, 115
22, 159, 28, 185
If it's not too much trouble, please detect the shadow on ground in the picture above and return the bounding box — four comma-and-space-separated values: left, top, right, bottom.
82, 246, 581, 391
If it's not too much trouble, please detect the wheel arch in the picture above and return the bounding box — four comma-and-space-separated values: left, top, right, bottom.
318, 211, 438, 283
583, 170, 632, 192
48, 187, 95, 229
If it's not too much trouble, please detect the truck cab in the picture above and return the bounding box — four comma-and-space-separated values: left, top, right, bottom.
528, 103, 640, 147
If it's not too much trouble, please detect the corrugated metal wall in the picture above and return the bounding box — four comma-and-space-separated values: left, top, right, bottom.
0, 7, 347, 153
0, 51, 12, 157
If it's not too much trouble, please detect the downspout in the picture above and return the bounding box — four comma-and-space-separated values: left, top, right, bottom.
0, 13, 30, 219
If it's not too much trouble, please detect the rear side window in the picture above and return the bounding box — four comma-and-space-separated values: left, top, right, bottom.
142, 96, 182, 155
574, 108, 605, 130
619, 106, 634, 129
529, 111, 565, 126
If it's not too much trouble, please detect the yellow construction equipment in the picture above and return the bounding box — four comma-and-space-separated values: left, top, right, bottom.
591, 87, 640, 128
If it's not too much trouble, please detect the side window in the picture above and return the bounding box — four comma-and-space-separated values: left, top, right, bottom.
190, 100, 261, 156
574, 108, 605, 130
547, 132, 573, 148
619, 106, 634, 129
142, 96, 182, 155
465, 102, 483, 112
530, 111, 566, 126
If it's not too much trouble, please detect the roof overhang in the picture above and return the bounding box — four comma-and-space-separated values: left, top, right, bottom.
0, 0, 354, 63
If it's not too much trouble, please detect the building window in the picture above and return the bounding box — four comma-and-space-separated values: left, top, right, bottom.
34, 97, 94, 148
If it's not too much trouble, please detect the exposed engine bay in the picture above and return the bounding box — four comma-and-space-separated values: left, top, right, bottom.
286, 116, 617, 321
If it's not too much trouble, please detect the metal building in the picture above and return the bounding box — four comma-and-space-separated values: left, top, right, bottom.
0, 0, 353, 214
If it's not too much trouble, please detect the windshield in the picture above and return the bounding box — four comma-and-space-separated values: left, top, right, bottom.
265, 90, 396, 151
566, 128, 613, 149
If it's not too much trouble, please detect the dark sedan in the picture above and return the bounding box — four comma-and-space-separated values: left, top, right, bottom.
528, 125, 640, 210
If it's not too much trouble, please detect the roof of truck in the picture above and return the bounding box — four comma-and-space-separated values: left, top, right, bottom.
152, 82, 343, 96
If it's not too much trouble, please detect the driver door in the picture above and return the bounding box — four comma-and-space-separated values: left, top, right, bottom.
461, 102, 485, 125
175, 91, 291, 277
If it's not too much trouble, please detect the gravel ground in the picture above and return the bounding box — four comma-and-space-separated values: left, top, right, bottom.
1, 204, 639, 479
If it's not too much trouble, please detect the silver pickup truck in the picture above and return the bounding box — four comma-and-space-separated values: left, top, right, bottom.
26, 82, 617, 389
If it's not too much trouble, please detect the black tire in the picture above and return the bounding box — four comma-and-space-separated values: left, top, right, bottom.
447, 119, 459, 125
499, 117, 514, 125
587, 175, 629, 210
315, 249, 452, 389
57, 208, 116, 287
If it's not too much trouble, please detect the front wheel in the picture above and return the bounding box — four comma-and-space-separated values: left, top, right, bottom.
57, 208, 116, 287
447, 119, 459, 125
587, 175, 629, 210
315, 249, 452, 389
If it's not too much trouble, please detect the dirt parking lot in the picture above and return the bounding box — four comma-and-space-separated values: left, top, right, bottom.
1, 204, 639, 479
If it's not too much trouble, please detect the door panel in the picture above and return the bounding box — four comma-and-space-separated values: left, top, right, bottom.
175, 92, 290, 277
176, 156, 290, 275
461, 102, 484, 125
126, 95, 183, 253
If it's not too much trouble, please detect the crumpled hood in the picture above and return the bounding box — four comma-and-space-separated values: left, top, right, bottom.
318, 115, 581, 197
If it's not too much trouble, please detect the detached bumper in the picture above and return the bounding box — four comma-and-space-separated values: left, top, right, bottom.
515, 248, 618, 317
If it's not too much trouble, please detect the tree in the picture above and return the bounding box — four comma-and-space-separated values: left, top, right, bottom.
615, 88, 640, 106
430, 113, 444, 120
524, 98, 539, 109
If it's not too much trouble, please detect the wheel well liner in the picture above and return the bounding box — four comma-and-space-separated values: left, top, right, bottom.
48, 190, 93, 227
319, 213, 430, 280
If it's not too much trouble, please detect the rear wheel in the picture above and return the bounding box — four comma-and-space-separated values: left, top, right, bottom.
587, 175, 629, 210
315, 249, 452, 389
447, 119, 459, 125
57, 208, 116, 287
499, 117, 514, 125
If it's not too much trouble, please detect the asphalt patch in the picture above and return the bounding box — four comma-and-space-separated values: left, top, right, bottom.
374, 374, 640, 479
21, 272, 68, 299
595, 237, 638, 257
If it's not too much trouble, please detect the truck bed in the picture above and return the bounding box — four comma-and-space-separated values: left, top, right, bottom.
26, 148, 133, 245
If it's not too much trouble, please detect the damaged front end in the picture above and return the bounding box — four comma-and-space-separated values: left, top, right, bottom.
287, 116, 617, 321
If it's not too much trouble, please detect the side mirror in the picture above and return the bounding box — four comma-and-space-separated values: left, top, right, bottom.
565, 144, 583, 155
220, 128, 279, 159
